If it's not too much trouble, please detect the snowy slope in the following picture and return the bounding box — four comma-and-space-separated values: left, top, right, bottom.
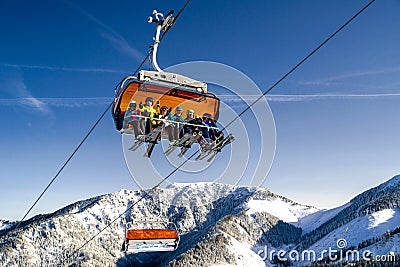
0, 221, 12, 232
246, 197, 318, 223
0, 183, 317, 266
0, 183, 255, 266
376, 175, 400, 190
360, 234, 400, 257
1, 175, 399, 266
307, 208, 400, 252
294, 203, 350, 233
205, 189, 319, 267
211, 235, 266, 267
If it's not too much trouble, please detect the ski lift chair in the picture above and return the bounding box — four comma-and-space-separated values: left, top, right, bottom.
124, 220, 180, 253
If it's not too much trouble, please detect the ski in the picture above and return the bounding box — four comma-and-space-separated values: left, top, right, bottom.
127, 127, 163, 153
143, 126, 164, 157
195, 134, 226, 161
177, 135, 198, 157
144, 131, 162, 157
164, 133, 191, 156
195, 145, 214, 160
128, 136, 146, 151
164, 141, 180, 156
195, 139, 217, 160
206, 134, 235, 162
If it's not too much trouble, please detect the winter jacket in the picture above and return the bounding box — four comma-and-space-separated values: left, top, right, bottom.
139, 105, 158, 125
124, 109, 141, 124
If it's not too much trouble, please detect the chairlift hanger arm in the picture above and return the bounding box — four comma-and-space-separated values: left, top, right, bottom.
147, 10, 175, 72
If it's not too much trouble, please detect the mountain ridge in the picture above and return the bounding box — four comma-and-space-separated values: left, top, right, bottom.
0, 177, 399, 266
297, 175, 400, 250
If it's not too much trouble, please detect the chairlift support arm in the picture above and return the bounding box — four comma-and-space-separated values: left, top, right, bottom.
148, 10, 174, 72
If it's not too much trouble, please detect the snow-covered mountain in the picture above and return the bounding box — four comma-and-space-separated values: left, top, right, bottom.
0, 176, 399, 266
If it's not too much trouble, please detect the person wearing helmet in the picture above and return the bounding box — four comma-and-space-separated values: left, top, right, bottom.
167, 106, 186, 141
202, 113, 218, 141
178, 108, 195, 140
145, 97, 153, 106
173, 106, 183, 116
123, 100, 143, 137
183, 116, 202, 136
202, 113, 212, 119
203, 112, 223, 142
160, 105, 169, 116
139, 96, 158, 134
185, 109, 195, 121
155, 105, 170, 127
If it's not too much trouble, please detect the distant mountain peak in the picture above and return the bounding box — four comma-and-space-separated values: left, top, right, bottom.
1, 179, 399, 266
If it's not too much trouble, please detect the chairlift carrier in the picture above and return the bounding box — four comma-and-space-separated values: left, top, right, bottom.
124, 220, 180, 253
112, 9, 220, 132
124, 194, 179, 254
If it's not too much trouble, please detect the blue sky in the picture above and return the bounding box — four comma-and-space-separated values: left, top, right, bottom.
1, 0, 400, 220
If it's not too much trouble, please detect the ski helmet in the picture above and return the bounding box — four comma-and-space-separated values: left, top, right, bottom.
129, 100, 136, 107
202, 113, 212, 119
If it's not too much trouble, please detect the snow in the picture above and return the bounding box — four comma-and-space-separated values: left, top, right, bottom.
307, 208, 400, 255
73, 191, 138, 233
294, 203, 350, 234
172, 182, 219, 187
212, 235, 266, 267
378, 175, 400, 190
2, 181, 398, 266
368, 209, 395, 229
246, 198, 318, 223
0, 221, 12, 231
359, 233, 400, 256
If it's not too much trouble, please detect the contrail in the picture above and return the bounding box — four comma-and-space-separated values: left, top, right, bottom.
0, 97, 111, 108
219, 93, 400, 103
0, 63, 130, 74
300, 66, 400, 86
2, 93, 399, 110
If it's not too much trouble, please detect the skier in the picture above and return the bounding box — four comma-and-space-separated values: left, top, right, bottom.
123, 100, 143, 138
139, 97, 158, 134
185, 109, 195, 121
155, 106, 171, 127
168, 106, 186, 141
202, 113, 220, 141
180, 116, 211, 151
